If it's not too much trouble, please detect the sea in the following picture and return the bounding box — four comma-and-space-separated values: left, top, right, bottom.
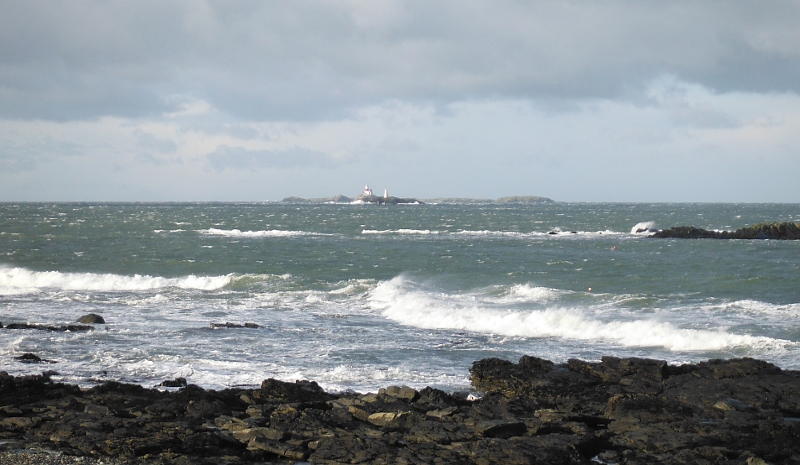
1, 202, 799, 394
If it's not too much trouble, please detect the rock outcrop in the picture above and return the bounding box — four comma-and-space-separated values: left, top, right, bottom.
1, 355, 798, 464
77, 314, 106, 324
652, 222, 800, 240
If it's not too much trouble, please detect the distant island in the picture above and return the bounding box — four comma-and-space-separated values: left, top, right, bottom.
282, 186, 554, 205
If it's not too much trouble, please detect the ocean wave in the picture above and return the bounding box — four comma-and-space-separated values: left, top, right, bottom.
0, 267, 232, 294
703, 299, 800, 320
362, 229, 631, 238
198, 228, 330, 238
456, 229, 629, 238
454, 230, 529, 238
501, 283, 567, 303
362, 229, 439, 235
630, 221, 657, 234
369, 276, 788, 352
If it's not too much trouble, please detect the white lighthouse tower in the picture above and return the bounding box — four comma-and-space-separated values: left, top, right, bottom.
363, 184, 373, 196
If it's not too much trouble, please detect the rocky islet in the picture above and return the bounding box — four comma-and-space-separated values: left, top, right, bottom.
651, 222, 800, 240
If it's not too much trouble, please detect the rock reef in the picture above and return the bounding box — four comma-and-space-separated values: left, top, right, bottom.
652, 222, 800, 240
2, 355, 799, 464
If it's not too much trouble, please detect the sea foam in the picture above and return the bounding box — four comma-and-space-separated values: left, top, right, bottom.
198, 228, 329, 238
368, 276, 787, 352
0, 267, 232, 294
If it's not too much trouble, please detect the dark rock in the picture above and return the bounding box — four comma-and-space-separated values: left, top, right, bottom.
472, 419, 528, 438
379, 385, 420, 402
259, 378, 333, 403
160, 377, 188, 387
4, 323, 94, 332
76, 313, 105, 324
210, 322, 260, 329
1, 356, 799, 464
652, 222, 800, 240
15, 353, 57, 364
16, 353, 43, 363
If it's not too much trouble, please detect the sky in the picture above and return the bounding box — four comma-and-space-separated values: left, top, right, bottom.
1, 1, 799, 202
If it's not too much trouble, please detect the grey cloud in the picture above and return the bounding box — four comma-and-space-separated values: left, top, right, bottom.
2, 1, 799, 122
206, 145, 349, 171
134, 130, 177, 153
0, 137, 83, 172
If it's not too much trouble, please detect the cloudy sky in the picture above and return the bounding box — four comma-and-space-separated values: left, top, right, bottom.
2, 1, 799, 202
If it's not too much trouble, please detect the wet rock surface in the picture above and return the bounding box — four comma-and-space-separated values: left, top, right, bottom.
652, 222, 800, 240
1, 356, 798, 464
76, 314, 106, 324
3, 323, 95, 332
209, 322, 260, 329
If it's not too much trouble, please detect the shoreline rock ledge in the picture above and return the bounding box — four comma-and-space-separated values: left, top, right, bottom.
2, 355, 799, 464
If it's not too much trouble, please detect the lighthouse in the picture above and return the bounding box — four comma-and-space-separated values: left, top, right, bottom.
363, 184, 373, 196
384, 189, 388, 199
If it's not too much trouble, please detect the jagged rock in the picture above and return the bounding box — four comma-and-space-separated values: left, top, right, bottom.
159, 377, 187, 387
652, 222, 800, 240
1, 356, 799, 464
76, 313, 106, 324
367, 410, 419, 429
379, 385, 420, 401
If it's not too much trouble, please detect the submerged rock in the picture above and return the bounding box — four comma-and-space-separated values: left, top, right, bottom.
77, 313, 106, 324
15, 353, 56, 364
3, 323, 94, 332
210, 322, 259, 329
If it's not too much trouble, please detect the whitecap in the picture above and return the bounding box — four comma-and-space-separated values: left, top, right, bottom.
368, 276, 789, 352
198, 228, 328, 238
0, 266, 232, 294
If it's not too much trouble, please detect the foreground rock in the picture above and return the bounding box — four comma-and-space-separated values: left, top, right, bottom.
652, 222, 800, 240
1, 356, 799, 464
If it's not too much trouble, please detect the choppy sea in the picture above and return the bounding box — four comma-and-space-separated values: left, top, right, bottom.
1, 202, 799, 393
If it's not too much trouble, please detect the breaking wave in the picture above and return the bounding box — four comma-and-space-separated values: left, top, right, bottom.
0, 266, 232, 294
198, 228, 330, 238
630, 222, 657, 234
368, 276, 788, 352
362, 229, 439, 235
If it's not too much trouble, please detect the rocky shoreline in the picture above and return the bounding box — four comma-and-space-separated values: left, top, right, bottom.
2, 356, 799, 464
